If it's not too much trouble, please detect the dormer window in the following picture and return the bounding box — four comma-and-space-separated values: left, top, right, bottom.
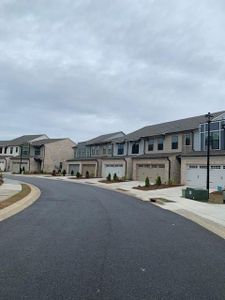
132, 143, 139, 154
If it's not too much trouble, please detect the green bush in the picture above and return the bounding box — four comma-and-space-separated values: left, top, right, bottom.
71, 170, 74, 176
62, 169, 66, 176
76, 171, 81, 178
145, 176, 150, 187
107, 173, 111, 181
155, 176, 162, 186
113, 173, 118, 181
85, 171, 90, 178
52, 170, 56, 176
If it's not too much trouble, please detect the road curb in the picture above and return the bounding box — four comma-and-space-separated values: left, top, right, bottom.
0, 182, 41, 222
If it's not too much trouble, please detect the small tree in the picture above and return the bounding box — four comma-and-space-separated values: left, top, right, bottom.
62, 169, 66, 176
156, 176, 162, 186
107, 173, 111, 181
113, 173, 118, 181
22, 166, 25, 174
85, 171, 90, 178
76, 171, 81, 178
71, 170, 74, 176
52, 170, 56, 176
145, 176, 150, 187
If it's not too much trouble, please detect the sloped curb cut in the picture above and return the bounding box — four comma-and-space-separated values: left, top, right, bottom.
0, 183, 41, 222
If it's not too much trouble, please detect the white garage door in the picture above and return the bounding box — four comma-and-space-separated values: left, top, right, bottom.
102, 164, 125, 179
68, 164, 80, 175
0, 160, 5, 171
186, 165, 225, 189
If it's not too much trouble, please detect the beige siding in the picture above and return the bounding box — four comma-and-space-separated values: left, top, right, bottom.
43, 139, 75, 173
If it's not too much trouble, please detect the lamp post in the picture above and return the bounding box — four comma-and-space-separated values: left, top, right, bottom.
205, 112, 213, 199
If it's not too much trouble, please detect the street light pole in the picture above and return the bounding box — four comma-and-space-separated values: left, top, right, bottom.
205, 112, 213, 199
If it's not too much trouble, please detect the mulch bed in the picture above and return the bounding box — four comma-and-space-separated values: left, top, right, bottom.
99, 180, 127, 184
133, 184, 181, 191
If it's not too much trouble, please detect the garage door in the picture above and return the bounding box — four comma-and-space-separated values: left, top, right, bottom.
136, 164, 165, 182
11, 161, 29, 173
0, 160, 5, 171
82, 164, 96, 177
102, 164, 125, 179
68, 164, 80, 175
185, 165, 225, 189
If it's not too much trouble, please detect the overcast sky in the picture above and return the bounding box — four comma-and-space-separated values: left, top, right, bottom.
1, 0, 225, 142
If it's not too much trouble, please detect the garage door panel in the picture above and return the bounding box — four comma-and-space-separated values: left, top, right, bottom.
102, 164, 125, 178
68, 164, 79, 175
136, 164, 165, 182
82, 164, 96, 177
185, 165, 225, 189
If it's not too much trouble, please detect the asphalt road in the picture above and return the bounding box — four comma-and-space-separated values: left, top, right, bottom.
1, 176, 225, 300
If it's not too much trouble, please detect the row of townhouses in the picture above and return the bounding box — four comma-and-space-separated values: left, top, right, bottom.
67, 111, 225, 189
0, 134, 75, 173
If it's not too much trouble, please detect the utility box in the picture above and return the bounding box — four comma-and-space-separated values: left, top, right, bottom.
185, 187, 208, 201
192, 189, 208, 202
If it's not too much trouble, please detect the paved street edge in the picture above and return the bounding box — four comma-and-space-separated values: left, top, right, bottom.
0, 182, 41, 222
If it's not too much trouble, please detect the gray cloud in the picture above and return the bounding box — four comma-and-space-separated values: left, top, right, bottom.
1, 0, 225, 142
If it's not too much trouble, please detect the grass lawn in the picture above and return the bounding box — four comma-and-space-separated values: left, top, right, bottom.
0, 184, 31, 209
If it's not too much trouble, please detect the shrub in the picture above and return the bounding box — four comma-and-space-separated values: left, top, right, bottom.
52, 170, 56, 176
62, 169, 66, 176
145, 176, 150, 187
107, 173, 111, 181
76, 171, 81, 178
113, 173, 118, 181
155, 176, 162, 186
58, 169, 61, 175
71, 170, 74, 176
85, 171, 90, 178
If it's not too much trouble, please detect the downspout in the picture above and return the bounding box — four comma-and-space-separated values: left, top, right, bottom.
28, 143, 31, 173
166, 157, 171, 183
42, 146, 45, 173
19, 145, 22, 174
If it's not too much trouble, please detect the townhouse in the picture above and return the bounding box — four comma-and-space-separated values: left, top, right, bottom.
66, 110, 225, 189
66, 131, 129, 177
0, 134, 75, 173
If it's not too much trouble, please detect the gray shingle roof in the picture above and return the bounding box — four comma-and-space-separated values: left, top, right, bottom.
0, 135, 45, 146
123, 111, 225, 141
85, 131, 125, 145
30, 139, 65, 146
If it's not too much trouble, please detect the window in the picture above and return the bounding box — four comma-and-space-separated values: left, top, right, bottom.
171, 135, 178, 149
157, 137, 164, 151
22, 146, 29, 156
108, 147, 112, 155
4, 147, 7, 154
91, 147, 95, 155
132, 143, 139, 154
148, 138, 154, 151
103, 147, 106, 155
211, 132, 219, 150
16, 147, 18, 153
184, 133, 191, 146
189, 165, 198, 169
0, 147, 2, 154
117, 143, 124, 155
10, 147, 13, 154
35, 148, 41, 156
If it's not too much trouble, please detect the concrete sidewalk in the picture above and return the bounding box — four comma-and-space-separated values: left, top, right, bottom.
0, 178, 22, 202
0, 177, 41, 222
13, 174, 225, 238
